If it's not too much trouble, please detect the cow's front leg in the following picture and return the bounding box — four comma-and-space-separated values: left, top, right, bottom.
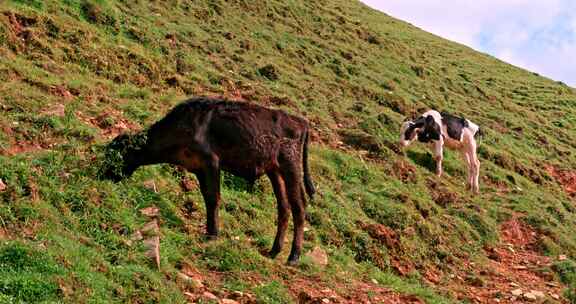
433, 141, 444, 177
196, 158, 222, 239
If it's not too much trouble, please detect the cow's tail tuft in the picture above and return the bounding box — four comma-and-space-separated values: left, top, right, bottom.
303, 127, 315, 200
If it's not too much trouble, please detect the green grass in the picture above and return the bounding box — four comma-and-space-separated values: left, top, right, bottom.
0, 0, 575, 302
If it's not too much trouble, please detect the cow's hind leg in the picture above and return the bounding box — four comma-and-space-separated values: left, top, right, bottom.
194, 157, 222, 239
267, 170, 290, 258
279, 159, 306, 265
460, 150, 472, 191
470, 144, 480, 194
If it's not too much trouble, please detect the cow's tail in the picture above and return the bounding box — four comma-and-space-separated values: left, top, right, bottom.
475, 127, 483, 146
303, 127, 316, 200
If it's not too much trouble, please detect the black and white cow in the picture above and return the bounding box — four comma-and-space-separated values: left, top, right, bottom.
400, 110, 481, 193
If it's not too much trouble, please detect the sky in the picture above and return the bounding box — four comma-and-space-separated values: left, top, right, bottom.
360, 0, 576, 87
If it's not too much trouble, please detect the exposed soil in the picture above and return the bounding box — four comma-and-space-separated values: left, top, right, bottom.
437, 216, 567, 303
177, 261, 425, 304
545, 165, 576, 197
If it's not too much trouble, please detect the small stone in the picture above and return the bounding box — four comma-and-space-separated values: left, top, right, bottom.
371, 279, 379, 284
511, 289, 523, 297
42, 103, 65, 117
143, 236, 160, 269
551, 293, 560, 300
140, 206, 159, 217
141, 220, 160, 236
191, 277, 204, 289
183, 291, 196, 301
523, 292, 537, 301
509, 282, 519, 287
304, 246, 328, 266
513, 265, 527, 270
221, 299, 239, 304
322, 299, 330, 303
559, 254, 567, 261
177, 272, 191, 281
201, 291, 218, 301
529, 290, 545, 298
0, 179, 6, 191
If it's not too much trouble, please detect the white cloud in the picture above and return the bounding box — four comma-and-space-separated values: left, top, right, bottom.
360, 0, 576, 86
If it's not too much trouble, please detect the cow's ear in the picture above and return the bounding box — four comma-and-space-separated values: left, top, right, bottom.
425, 115, 435, 125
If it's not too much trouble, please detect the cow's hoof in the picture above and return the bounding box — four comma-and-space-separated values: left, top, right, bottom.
267, 249, 280, 259
204, 234, 218, 241
287, 253, 300, 266
286, 259, 299, 266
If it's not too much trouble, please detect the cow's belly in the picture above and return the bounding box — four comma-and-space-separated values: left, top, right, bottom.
443, 137, 463, 150
218, 147, 278, 180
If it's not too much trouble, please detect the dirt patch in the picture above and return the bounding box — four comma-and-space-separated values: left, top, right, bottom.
391, 159, 417, 183
545, 165, 576, 197
426, 179, 460, 207
75, 109, 140, 139
177, 261, 425, 304
292, 277, 423, 304
0, 124, 59, 156
338, 129, 381, 154
438, 216, 567, 303
500, 217, 537, 248
358, 222, 399, 249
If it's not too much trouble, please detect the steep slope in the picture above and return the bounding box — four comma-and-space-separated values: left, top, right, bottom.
1, 0, 575, 303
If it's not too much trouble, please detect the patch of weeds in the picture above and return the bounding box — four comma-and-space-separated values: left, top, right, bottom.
257, 64, 279, 81
361, 200, 416, 230
253, 280, 291, 304
11, 0, 44, 9
201, 240, 262, 273
0, 242, 64, 303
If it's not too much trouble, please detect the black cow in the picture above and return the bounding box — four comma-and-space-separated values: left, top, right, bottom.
101, 97, 315, 264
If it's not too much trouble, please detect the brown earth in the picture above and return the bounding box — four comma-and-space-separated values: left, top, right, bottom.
545, 165, 576, 197
436, 216, 567, 303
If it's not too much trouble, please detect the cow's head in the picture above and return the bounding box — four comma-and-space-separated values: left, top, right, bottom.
399, 118, 426, 148
99, 133, 146, 182
417, 115, 441, 143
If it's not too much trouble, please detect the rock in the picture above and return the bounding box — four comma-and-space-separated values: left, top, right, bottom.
0, 179, 6, 191
139, 219, 161, 269
523, 292, 537, 301
511, 289, 523, 297
558, 254, 568, 261
183, 291, 196, 301
143, 235, 160, 269
305, 246, 328, 266
221, 299, 240, 304
529, 290, 545, 298
141, 220, 160, 236
140, 206, 160, 217
201, 291, 218, 301
41, 103, 66, 117
513, 265, 527, 270
551, 293, 560, 300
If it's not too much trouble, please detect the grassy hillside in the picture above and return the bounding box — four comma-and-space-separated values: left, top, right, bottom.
1, 0, 575, 303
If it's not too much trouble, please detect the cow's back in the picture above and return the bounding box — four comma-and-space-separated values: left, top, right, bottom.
164, 98, 306, 179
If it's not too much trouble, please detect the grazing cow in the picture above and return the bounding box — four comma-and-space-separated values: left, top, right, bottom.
399, 110, 481, 193
101, 97, 316, 264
